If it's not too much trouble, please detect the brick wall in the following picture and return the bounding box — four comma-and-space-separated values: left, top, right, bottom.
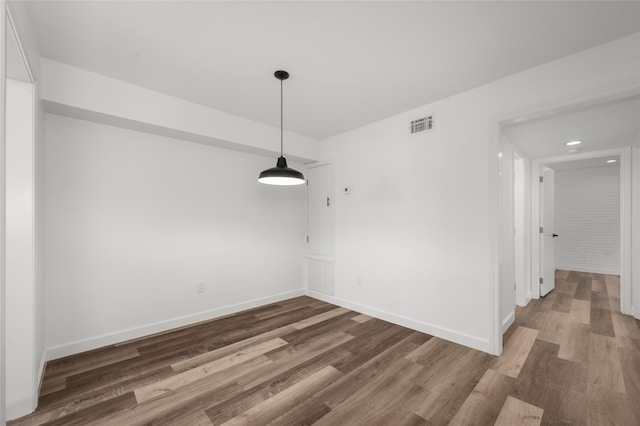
555, 165, 620, 275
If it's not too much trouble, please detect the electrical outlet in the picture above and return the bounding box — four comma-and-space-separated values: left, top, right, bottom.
196, 282, 205, 294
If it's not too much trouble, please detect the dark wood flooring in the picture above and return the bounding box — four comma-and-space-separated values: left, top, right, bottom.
9, 271, 640, 425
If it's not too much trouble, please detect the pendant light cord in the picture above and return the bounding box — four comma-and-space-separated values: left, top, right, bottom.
280, 78, 283, 157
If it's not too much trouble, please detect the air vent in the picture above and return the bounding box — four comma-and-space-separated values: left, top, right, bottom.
410, 115, 434, 135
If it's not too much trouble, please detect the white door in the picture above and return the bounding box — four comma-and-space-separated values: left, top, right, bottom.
540, 166, 556, 296
307, 164, 332, 257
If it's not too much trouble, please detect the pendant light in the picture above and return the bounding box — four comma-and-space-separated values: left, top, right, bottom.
258, 70, 305, 186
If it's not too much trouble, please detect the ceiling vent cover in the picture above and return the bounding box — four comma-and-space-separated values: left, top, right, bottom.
410, 115, 434, 135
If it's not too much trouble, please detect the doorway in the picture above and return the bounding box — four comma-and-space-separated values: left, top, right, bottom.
493, 88, 640, 355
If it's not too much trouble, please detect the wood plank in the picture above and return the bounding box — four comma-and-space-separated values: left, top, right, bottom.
171, 325, 296, 372
94, 377, 244, 426
567, 298, 590, 325
40, 346, 140, 396
590, 290, 611, 310
315, 332, 429, 410
134, 338, 286, 402
619, 347, 640, 424
591, 278, 606, 293
448, 369, 517, 426
590, 307, 615, 337
511, 374, 586, 425
235, 332, 353, 389
588, 333, 626, 394
491, 326, 538, 378
291, 307, 349, 329
573, 277, 592, 300
611, 312, 640, 350
587, 386, 638, 426
411, 344, 493, 424
350, 313, 372, 323
221, 366, 342, 426
494, 396, 543, 426
313, 359, 425, 426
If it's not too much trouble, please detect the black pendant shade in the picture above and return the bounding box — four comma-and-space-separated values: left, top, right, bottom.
258, 70, 305, 186
258, 156, 305, 185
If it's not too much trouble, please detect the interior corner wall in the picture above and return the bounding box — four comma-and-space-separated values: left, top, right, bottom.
316, 33, 640, 354
34, 88, 45, 390
5, 78, 36, 419
633, 145, 640, 319
0, 4, 7, 424
555, 166, 621, 275
44, 114, 306, 358
499, 137, 515, 332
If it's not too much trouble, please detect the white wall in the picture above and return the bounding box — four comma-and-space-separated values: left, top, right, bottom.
44, 114, 306, 357
555, 166, 621, 275
4, 4, 45, 420
0, 4, 6, 424
5, 79, 36, 419
316, 33, 640, 353
633, 145, 640, 318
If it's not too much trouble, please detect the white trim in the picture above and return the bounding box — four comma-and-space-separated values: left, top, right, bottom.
305, 289, 492, 354
555, 266, 620, 276
1, 3, 7, 424
35, 351, 46, 406
488, 116, 502, 356
532, 147, 632, 315
45, 289, 305, 361
501, 311, 515, 334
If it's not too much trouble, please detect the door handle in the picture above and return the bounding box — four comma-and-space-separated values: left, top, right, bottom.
327, 197, 331, 207
552, 233, 559, 238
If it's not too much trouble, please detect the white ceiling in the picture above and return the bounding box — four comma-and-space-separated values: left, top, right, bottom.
547, 156, 620, 172
18, 1, 640, 139
503, 95, 640, 159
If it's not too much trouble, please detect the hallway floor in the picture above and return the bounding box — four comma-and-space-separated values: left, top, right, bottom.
8, 271, 640, 425
496, 270, 640, 425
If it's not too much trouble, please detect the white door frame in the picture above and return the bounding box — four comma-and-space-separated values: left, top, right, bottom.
489, 79, 640, 355
531, 148, 632, 313
1, 3, 7, 423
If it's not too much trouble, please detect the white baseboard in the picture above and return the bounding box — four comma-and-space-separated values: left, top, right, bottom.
304, 289, 492, 354
517, 292, 533, 307
556, 265, 620, 275
501, 311, 516, 334
45, 289, 305, 361
36, 349, 47, 402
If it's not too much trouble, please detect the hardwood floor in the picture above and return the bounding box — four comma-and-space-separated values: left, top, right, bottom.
9, 271, 640, 425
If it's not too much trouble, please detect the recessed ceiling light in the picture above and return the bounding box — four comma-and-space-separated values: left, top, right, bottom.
606, 159, 617, 163
565, 140, 582, 146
